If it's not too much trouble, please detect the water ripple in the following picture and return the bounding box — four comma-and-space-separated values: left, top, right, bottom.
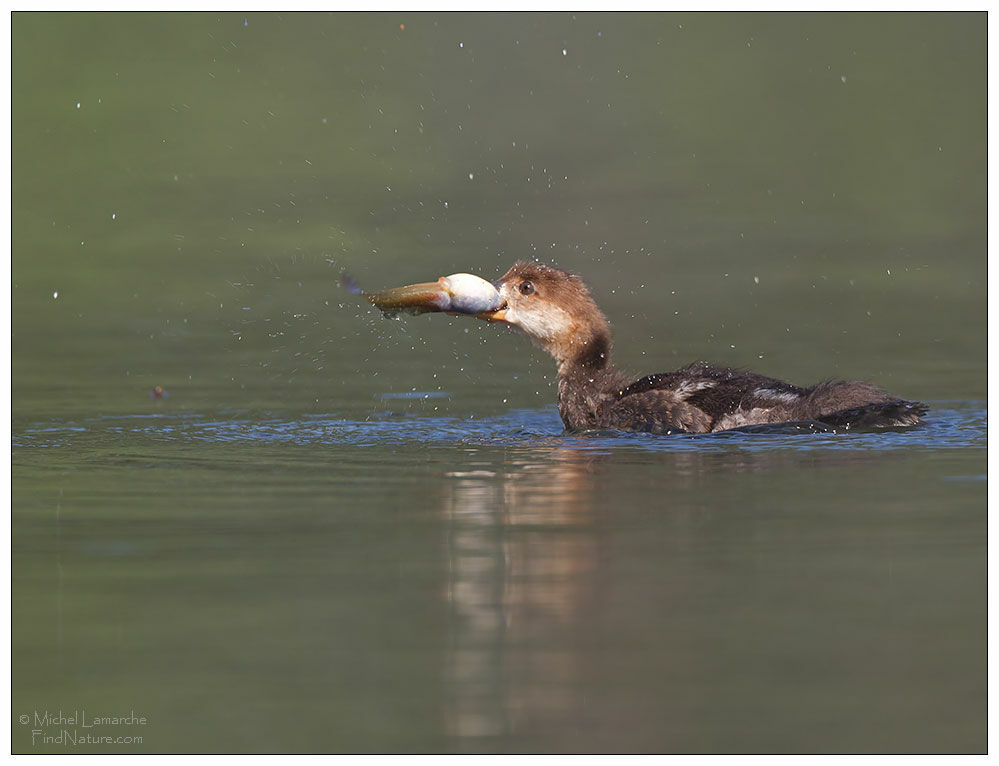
12, 404, 987, 454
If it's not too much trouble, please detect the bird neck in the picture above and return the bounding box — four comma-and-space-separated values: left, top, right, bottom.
554, 325, 607, 372
558, 359, 625, 398
553, 327, 630, 431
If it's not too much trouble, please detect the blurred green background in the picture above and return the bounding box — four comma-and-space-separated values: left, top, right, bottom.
13, 12, 985, 418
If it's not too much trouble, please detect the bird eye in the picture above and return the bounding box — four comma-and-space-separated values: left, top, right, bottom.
519, 280, 535, 296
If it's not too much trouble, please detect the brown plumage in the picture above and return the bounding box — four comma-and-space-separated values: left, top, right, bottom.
478, 262, 926, 434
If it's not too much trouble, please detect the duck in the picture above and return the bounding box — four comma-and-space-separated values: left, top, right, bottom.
359, 261, 927, 434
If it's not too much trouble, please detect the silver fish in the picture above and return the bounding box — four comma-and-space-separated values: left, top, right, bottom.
344, 272, 504, 317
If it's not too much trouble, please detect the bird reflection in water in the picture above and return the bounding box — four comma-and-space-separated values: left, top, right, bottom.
441, 448, 601, 745
438, 444, 902, 750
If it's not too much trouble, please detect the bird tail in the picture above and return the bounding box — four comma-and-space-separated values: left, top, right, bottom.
818, 400, 927, 430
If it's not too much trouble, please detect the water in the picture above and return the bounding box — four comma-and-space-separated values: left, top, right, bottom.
12, 403, 987, 753
12, 402, 987, 453
12, 12, 985, 754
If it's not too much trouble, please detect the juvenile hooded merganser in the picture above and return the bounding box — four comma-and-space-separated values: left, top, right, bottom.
356, 262, 927, 434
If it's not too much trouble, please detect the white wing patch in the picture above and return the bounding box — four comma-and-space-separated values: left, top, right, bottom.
753, 388, 802, 405
674, 379, 716, 400
711, 389, 802, 431
713, 408, 777, 431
